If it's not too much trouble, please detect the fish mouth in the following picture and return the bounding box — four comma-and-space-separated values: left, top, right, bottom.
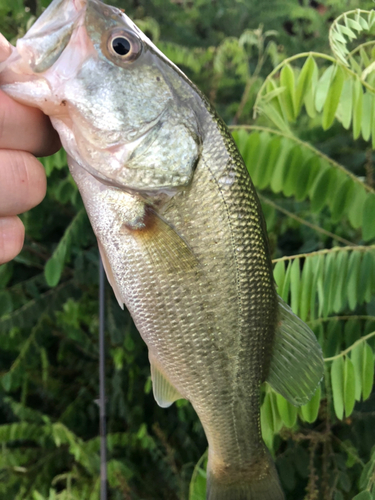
0, 0, 95, 109
16, 0, 88, 74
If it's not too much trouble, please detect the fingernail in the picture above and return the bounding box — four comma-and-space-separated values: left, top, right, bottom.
0, 33, 12, 62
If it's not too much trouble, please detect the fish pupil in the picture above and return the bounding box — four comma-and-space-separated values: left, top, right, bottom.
112, 37, 131, 56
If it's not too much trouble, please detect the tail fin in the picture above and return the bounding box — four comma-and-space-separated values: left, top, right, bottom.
206, 453, 284, 500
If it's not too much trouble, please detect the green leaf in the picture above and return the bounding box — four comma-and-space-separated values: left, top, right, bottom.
295, 56, 316, 115
300, 385, 321, 423
261, 102, 291, 132
360, 460, 373, 490
2, 372, 12, 392
344, 357, 356, 417
231, 128, 248, 152
269, 390, 282, 434
358, 13, 369, 30
261, 391, 274, 452
325, 320, 342, 358
248, 133, 270, 188
363, 194, 375, 241
189, 452, 207, 500
362, 92, 373, 141
243, 132, 261, 178
346, 17, 363, 32
351, 342, 363, 401
346, 250, 362, 311
322, 65, 345, 130
274, 261, 285, 291
353, 77, 363, 140
281, 259, 293, 303
372, 92, 375, 149
276, 393, 297, 428
257, 136, 282, 190
331, 357, 345, 420
339, 78, 353, 129
279, 64, 296, 121
345, 318, 361, 347
333, 250, 349, 313
362, 342, 374, 401
282, 146, 303, 197
352, 491, 372, 500
310, 168, 332, 213
270, 139, 293, 193
295, 156, 321, 202
32, 491, 46, 500
331, 177, 353, 223
264, 78, 288, 124
0, 291, 13, 316
369, 10, 375, 28
300, 255, 313, 321
310, 254, 324, 321
315, 65, 335, 113
337, 23, 356, 41
44, 256, 65, 288
359, 251, 373, 305
323, 251, 337, 317
348, 183, 366, 229
0, 263, 13, 288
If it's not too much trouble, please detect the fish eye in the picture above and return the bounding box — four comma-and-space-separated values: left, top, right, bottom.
107, 30, 142, 63
112, 37, 131, 56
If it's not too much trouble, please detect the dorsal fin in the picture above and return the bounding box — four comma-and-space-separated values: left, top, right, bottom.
267, 296, 324, 406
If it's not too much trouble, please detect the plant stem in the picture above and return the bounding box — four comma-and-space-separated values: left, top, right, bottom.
259, 194, 356, 247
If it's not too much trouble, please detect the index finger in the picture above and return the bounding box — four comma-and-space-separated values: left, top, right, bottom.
0, 90, 61, 157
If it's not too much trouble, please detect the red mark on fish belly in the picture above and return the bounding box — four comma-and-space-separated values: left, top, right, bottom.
122, 205, 158, 239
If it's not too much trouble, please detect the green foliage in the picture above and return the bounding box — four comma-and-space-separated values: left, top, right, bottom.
1, 1, 375, 500
232, 127, 374, 235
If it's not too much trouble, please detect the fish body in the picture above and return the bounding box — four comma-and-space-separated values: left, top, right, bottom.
0, 2, 323, 498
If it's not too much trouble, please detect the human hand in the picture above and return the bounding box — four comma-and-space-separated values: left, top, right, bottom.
0, 33, 61, 265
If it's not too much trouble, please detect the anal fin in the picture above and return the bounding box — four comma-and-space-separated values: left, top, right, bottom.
267, 296, 324, 406
149, 352, 183, 408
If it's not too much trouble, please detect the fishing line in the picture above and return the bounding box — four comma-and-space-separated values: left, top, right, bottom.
99, 256, 108, 500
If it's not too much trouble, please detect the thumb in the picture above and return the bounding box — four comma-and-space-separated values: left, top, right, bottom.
0, 33, 12, 63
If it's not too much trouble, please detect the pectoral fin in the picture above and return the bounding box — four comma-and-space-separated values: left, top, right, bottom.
267, 296, 324, 406
149, 353, 183, 408
126, 206, 199, 274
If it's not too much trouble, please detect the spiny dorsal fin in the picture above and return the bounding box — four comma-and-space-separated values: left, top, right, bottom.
267, 296, 324, 406
149, 352, 183, 408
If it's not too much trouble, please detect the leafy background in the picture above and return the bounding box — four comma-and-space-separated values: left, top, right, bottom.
1, 0, 375, 499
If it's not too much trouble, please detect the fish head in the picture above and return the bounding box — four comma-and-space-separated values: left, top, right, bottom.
1, 0, 202, 195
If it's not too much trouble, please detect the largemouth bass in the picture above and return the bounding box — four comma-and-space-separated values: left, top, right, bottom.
0, 1, 323, 498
